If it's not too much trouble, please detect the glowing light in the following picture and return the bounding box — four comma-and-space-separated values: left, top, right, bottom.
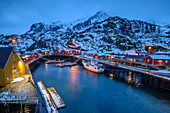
45, 63, 48, 70
158, 60, 162, 63
149, 47, 152, 49
111, 56, 115, 59
12, 39, 16, 43
19, 61, 22, 66
110, 74, 113, 77
26, 58, 29, 61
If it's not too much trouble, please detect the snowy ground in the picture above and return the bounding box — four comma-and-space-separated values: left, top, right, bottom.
0, 74, 38, 104
11, 77, 24, 84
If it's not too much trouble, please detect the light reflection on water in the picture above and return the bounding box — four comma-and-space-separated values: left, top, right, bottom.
32, 63, 170, 113
69, 66, 80, 85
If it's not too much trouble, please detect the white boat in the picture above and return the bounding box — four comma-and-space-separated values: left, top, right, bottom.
46, 60, 65, 64
56, 62, 77, 67
82, 60, 105, 73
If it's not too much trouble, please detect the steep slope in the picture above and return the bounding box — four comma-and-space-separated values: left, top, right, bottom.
0, 11, 169, 53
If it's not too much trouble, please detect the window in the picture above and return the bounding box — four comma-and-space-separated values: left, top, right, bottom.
147, 59, 150, 62
165, 60, 168, 63
12, 55, 16, 70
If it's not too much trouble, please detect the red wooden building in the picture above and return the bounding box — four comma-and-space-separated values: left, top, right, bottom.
144, 55, 170, 66
72, 50, 76, 55
54, 50, 59, 54
38, 50, 42, 54
33, 52, 40, 58
21, 53, 33, 62
66, 50, 70, 54
93, 54, 98, 59
61, 50, 66, 54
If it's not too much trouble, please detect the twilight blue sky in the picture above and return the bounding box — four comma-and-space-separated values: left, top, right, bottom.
0, 0, 170, 35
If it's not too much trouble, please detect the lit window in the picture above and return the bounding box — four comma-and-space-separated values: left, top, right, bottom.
165, 60, 168, 63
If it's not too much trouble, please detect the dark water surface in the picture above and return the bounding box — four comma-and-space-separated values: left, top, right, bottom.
32, 63, 170, 113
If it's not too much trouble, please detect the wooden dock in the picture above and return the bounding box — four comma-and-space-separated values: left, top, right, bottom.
37, 81, 65, 113
47, 87, 65, 109
27, 54, 170, 90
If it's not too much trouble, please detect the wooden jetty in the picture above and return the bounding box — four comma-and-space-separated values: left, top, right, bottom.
47, 87, 65, 109
37, 81, 58, 113
37, 81, 65, 113
73, 55, 170, 90
27, 54, 170, 90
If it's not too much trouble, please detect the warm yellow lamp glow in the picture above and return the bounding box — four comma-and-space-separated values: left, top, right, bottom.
149, 46, 152, 50
158, 60, 162, 63
12, 39, 16, 43
19, 61, 22, 66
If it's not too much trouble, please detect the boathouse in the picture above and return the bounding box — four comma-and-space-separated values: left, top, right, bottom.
38, 50, 42, 54
93, 54, 98, 59
54, 50, 59, 54
144, 55, 170, 66
124, 55, 144, 63
21, 52, 33, 62
86, 51, 97, 57
61, 50, 66, 54
33, 52, 40, 58
41, 49, 49, 55
0, 47, 25, 86
72, 50, 77, 55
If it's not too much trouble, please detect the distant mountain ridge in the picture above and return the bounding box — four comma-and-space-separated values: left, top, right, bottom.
0, 11, 170, 53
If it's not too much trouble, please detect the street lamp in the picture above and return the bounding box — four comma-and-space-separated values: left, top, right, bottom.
148, 46, 152, 53
12, 39, 16, 47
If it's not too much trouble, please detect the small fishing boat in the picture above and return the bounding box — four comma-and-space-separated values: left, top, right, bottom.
82, 60, 104, 73
56, 62, 77, 67
46, 60, 65, 64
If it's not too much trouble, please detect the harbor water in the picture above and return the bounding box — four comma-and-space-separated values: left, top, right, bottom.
32, 62, 170, 113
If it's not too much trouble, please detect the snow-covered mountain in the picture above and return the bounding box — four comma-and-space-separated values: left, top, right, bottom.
0, 11, 170, 53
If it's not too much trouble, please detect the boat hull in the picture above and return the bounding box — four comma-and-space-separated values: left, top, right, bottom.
82, 62, 104, 73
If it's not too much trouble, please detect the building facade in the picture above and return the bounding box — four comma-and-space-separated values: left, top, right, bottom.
0, 47, 25, 86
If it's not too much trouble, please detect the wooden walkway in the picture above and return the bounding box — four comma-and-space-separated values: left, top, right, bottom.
73, 55, 170, 81
37, 81, 65, 113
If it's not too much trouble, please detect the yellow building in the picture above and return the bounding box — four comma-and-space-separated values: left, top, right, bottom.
0, 47, 25, 86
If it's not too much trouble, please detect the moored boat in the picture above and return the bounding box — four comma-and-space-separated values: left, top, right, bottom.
82, 60, 104, 73
46, 60, 65, 64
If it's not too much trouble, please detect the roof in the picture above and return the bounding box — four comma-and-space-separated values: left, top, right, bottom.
124, 55, 144, 59
149, 55, 170, 60
86, 51, 97, 54
0, 47, 13, 68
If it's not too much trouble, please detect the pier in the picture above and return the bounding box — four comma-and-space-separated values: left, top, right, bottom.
25, 54, 170, 90
73, 55, 170, 90
37, 81, 65, 113
0, 64, 40, 112
25, 54, 170, 91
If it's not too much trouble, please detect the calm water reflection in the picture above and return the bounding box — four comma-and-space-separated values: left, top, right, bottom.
32, 63, 170, 113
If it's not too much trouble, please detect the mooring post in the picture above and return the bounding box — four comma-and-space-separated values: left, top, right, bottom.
5, 98, 7, 113
149, 76, 153, 86
160, 79, 166, 89
21, 97, 23, 113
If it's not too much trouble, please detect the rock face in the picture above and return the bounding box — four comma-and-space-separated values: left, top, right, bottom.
0, 11, 170, 53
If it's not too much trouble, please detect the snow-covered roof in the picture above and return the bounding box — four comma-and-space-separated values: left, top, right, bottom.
41, 49, 50, 52
86, 51, 97, 54
149, 55, 170, 60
